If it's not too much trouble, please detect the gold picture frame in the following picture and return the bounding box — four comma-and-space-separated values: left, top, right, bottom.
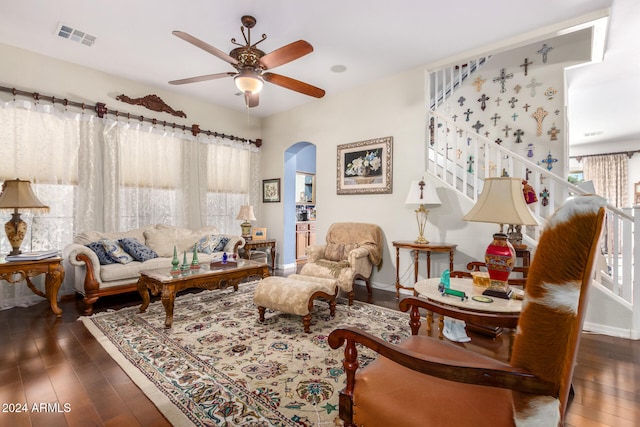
337, 136, 393, 195
251, 228, 267, 241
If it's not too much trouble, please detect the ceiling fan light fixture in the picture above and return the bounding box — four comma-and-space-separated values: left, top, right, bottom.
234, 70, 264, 94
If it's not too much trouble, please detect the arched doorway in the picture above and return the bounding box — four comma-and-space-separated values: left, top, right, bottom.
283, 142, 316, 267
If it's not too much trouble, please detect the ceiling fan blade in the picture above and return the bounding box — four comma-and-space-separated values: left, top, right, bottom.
263, 73, 325, 98
260, 40, 313, 70
169, 72, 234, 85
172, 31, 238, 65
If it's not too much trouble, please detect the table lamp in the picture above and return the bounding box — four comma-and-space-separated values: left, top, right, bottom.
405, 177, 441, 244
0, 179, 50, 255
462, 177, 537, 298
236, 205, 256, 239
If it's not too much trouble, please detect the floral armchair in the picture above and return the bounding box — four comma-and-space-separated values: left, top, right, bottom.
299, 222, 383, 305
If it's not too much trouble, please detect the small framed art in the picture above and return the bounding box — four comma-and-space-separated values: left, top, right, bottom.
262, 178, 281, 203
252, 228, 267, 240
337, 136, 393, 195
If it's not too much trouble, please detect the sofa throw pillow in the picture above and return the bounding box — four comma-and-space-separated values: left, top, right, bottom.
86, 241, 116, 265
120, 237, 158, 262
101, 239, 135, 264
196, 235, 230, 254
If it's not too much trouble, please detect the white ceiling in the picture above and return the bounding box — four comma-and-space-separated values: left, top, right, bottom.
1, 0, 638, 148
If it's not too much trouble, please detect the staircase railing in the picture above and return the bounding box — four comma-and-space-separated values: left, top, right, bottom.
427, 109, 639, 338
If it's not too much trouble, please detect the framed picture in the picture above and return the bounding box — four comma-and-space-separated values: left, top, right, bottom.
262, 178, 281, 203
252, 227, 267, 241
337, 136, 393, 195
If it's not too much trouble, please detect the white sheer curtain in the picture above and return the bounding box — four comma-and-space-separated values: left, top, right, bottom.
0, 101, 81, 309
0, 99, 258, 310
582, 153, 628, 208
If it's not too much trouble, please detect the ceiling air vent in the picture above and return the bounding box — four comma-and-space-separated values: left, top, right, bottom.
56, 23, 96, 47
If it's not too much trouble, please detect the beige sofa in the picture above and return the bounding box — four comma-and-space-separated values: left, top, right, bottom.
63, 224, 245, 314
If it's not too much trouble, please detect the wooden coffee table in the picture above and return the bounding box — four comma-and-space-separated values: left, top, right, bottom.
138, 259, 269, 328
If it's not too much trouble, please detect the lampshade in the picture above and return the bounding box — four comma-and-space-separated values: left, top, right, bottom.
0, 179, 49, 211
234, 70, 264, 94
405, 178, 441, 244
405, 179, 442, 207
236, 205, 256, 239
462, 177, 537, 228
463, 177, 537, 300
0, 179, 49, 256
236, 205, 257, 221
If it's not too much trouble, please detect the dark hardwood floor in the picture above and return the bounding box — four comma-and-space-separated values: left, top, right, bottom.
0, 271, 638, 426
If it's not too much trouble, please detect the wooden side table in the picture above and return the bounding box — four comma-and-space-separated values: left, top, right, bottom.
242, 239, 276, 271
0, 257, 65, 316
392, 241, 457, 298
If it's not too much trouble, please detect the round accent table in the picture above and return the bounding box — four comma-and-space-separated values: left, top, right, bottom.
414, 277, 522, 351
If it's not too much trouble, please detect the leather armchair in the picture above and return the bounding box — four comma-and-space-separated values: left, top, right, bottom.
299, 222, 383, 305
329, 195, 606, 427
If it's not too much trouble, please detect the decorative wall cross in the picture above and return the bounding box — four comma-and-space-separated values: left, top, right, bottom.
509, 97, 518, 108
473, 76, 486, 92
467, 155, 474, 173
544, 87, 557, 100
488, 161, 497, 176
490, 113, 501, 126
540, 151, 558, 171
495, 97, 502, 106
457, 128, 464, 137
526, 78, 542, 97
502, 124, 512, 137
492, 68, 514, 93
520, 57, 533, 75
429, 117, 435, 145
537, 43, 553, 63
547, 123, 560, 141
522, 103, 531, 112
526, 143, 535, 158
472, 120, 484, 133
478, 94, 490, 111
513, 84, 522, 94
513, 128, 524, 143
531, 107, 548, 136
452, 114, 458, 122
458, 96, 466, 106
464, 108, 473, 121
495, 138, 503, 145
512, 113, 518, 121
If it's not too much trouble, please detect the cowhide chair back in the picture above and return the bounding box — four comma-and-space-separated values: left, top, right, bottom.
510, 195, 606, 425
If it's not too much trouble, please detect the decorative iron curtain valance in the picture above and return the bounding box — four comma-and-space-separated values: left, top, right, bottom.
0, 85, 262, 147
571, 150, 639, 162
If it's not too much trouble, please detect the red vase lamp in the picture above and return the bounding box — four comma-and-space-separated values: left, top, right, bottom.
483, 232, 516, 299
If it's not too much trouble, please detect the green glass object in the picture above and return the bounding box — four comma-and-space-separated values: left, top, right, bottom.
181, 251, 189, 271
440, 269, 450, 288
191, 244, 200, 268
171, 246, 179, 271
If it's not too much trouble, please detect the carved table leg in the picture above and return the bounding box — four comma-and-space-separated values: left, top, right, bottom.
426, 311, 433, 333
302, 314, 312, 333
161, 286, 175, 328
138, 277, 151, 313
45, 264, 64, 317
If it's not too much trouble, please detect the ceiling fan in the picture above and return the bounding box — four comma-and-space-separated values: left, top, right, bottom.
169, 15, 325, 108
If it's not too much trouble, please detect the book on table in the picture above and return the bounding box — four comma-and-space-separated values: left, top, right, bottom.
5, 250, 60, 262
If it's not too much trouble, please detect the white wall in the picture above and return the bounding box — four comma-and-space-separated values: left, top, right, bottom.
260, 67, 494, 292
0, 43, 262, 141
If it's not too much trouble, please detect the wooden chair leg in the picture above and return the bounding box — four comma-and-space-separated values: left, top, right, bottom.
329, 299, 337, 317
258, 306, 266, 322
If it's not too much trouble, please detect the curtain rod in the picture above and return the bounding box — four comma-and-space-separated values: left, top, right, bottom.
571, 149, 639, 162
0, 85, 262, 147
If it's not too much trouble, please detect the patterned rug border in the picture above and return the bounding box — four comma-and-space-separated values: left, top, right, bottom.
79, 280, 410, 426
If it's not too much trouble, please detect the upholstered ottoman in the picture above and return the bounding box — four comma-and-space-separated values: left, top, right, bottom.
254, 274, 339, 333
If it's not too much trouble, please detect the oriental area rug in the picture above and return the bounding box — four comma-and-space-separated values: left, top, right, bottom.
80, 282, 411, 426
